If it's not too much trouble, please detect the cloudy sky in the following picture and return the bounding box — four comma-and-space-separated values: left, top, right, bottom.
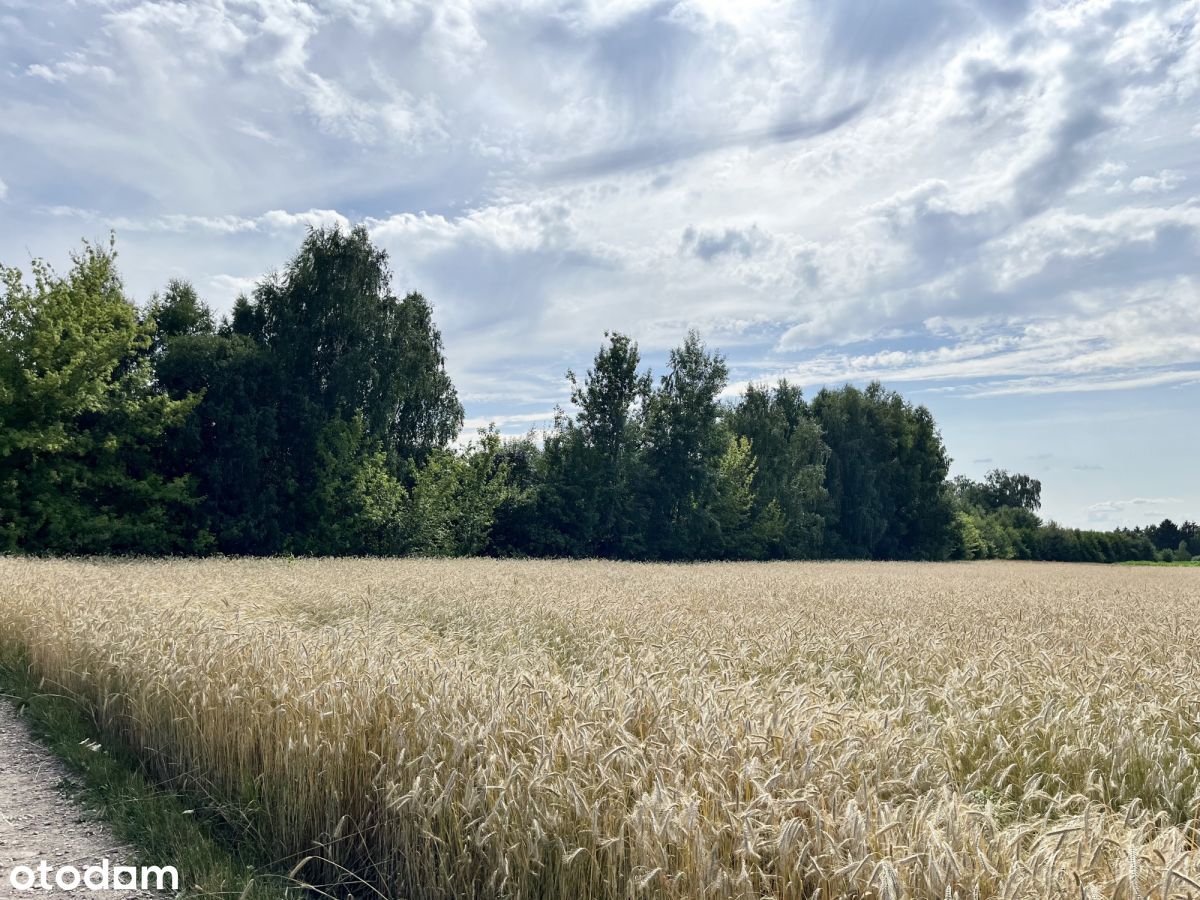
1, 0, 1198, 528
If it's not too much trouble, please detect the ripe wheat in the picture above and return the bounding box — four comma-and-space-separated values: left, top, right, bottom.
1, 557, 1198, 899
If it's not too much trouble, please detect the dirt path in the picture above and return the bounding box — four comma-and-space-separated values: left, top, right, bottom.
0, 700, 159, 898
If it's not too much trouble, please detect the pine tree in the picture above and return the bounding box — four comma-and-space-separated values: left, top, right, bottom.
0, 241, 198, 553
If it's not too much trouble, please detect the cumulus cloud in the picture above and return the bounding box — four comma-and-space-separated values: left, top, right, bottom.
260, 209, 351, 232
680, 224, 771, 261
206, 274, 260, 303
4, 1, 1196, 362
39, 206, 351, 236
1, 0, 1199, 525
1128, 170, 1187, 194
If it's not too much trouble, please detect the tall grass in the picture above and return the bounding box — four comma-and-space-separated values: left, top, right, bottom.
2, 558, 1199, 898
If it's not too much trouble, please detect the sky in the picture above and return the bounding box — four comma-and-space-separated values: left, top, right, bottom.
1, 0, 1197, 529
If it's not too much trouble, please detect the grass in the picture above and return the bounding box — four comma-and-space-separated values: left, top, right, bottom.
0, 643, 295, 900
2, 557, 1200, 899
1120, 559, 1200, 566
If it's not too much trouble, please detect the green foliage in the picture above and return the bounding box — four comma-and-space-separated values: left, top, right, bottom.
485, 436, 545, 556
709, 435, 768, 558
810, 382, 953, 560
0, 241, 198, 553
952, 469, 1041, 513
156, 329, 283, 554
148, 227, 467, 556
543, 332, 652, 558
146, 279, 214, 354
728, 382, 829, 558
255, 225, 462, 465
642, 331, 730, 559
2, 232, 1184, 565
949, 480, 1160, 563
402, 429, 510, 556
299, 415, 405, 556
1146, 518, 1183, 552
951, 510, 988, 560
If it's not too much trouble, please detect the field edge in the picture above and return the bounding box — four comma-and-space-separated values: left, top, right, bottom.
0, 645, 296, 900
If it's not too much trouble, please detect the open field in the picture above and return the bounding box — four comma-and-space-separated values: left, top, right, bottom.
2, 559, 1199, 899
1121, 561, 1200, 567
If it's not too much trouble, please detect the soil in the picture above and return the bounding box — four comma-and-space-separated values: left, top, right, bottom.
0, 700, 160, 898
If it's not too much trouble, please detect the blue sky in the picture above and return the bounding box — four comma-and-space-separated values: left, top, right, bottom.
1, 0, 1197, 528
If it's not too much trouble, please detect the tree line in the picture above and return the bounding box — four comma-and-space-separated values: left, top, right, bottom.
949, 470, 1196, 563
1, 228, 1192, 562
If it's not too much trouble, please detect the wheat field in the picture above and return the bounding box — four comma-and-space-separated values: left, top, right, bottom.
1, 558, 1199, 899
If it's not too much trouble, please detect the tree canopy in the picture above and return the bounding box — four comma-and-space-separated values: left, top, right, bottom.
0, 242, 197, 553
1, 230, 1184, 563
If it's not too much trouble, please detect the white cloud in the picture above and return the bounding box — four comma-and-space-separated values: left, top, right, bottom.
296, 73, 445, 146
1128, 170, 1187, 194
206, 274, 260, 303
737, 271, 1200, 399
367, 198, 585, 257
461, 410, 560, 432
38, 206, 351, 236
232, 120, 281, 145
1087, 497, 1181, 513
0, 177, 7, 202
27, 55, 117, 85
260, 209, 351, 233
2, 0, 1200, 526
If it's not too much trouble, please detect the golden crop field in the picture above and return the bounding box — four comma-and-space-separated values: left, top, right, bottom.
2, 558, 1199, 899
